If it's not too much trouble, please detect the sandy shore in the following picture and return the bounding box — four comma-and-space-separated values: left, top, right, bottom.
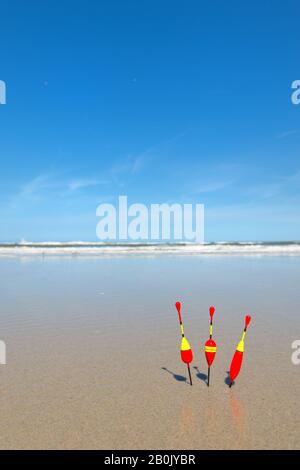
0, 255, 299, 449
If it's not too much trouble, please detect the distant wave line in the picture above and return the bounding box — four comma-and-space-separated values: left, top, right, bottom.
1, 241, 300, 256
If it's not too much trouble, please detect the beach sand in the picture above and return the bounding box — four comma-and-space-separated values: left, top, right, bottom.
0, 255, 300, 449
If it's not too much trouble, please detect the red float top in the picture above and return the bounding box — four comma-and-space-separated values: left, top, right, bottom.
175, 301, 182, 323
245, 315, 252, 329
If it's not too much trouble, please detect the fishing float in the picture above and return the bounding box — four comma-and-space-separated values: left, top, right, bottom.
229, 315, 252, 387
204, 306, 217, 387
175, 301, 193, 385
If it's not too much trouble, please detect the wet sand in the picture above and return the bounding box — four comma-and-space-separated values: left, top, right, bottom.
0, 255, 300, 449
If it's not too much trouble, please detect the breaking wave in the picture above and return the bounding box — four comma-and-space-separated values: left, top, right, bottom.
1, 241, 300, 256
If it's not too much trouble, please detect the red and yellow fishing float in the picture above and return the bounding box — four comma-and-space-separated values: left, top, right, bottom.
175, 301, 193, 385
204, 306, 217, 387
229, 315, 252, 387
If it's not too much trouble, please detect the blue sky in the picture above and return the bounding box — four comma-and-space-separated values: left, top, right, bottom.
0, 0, 300, 242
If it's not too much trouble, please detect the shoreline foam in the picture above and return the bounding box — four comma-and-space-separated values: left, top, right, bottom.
1, 242, 300, 256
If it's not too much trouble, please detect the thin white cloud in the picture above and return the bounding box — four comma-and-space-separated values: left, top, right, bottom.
67, 178, 107, 191
288, 171, 300, 183
194, 179, 234, 194
110, 131, 189, 184
276, 129, 300, 140
207, 199, 300, 224
21, 174, 58, 196
9, 173, 108, 209
20, 174, 107, 196
245, 170, 300, 201
131, 150, 151, 174
110, 150, 152, 186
